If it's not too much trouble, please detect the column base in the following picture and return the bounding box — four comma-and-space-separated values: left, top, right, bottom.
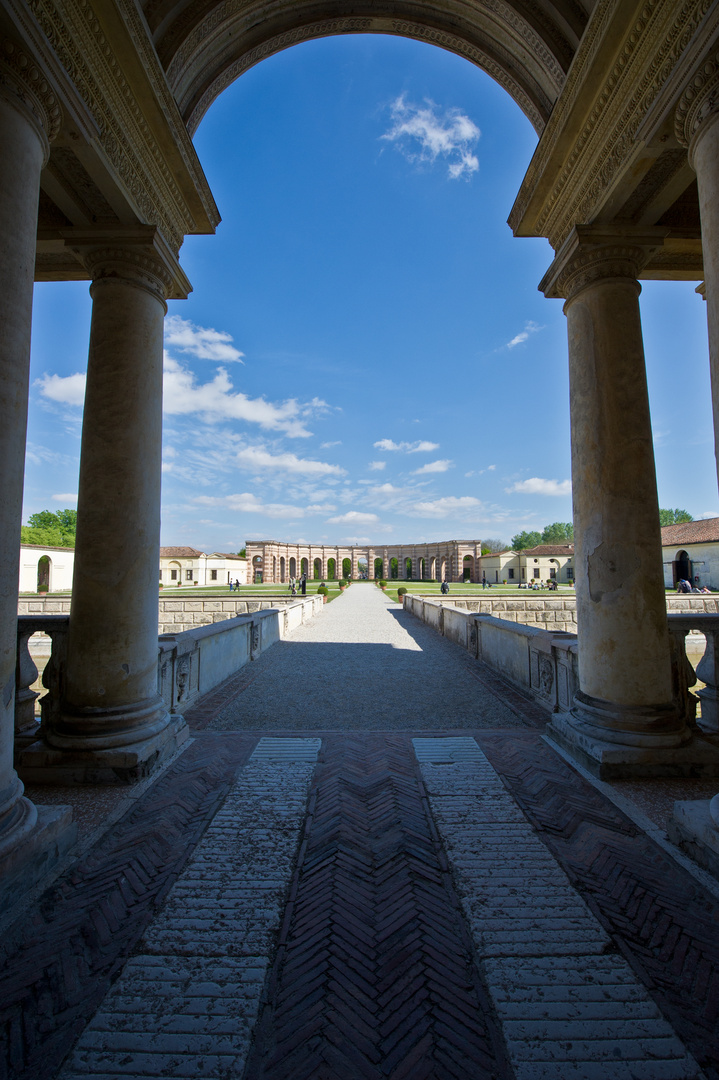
0, 802, 76, 915
668, 799, 719, 879
546, 711, 719, 779
17, 712, 189, 784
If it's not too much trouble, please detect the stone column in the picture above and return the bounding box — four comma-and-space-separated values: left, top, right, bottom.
22, 232, 190, 783
0, 41, 76, 901
539, 227, 717, 777
677, 56, 719, 491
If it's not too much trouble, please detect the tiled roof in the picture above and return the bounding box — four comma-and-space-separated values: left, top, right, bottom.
210, 552, 245, 559
159, 546, 203, 558
521, 544, 574, 556
661, 518, 719, 545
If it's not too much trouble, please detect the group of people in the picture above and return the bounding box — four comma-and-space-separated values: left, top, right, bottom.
676, 578, 712, 594
288, 574, 307, 597
228, 578, 241, 592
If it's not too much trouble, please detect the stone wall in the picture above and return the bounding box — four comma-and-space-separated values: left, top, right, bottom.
18, 594, 320, 635
423, 594, 719, 632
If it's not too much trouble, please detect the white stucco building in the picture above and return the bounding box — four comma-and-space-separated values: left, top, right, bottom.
19, 544, 75, 593
661, 519, 719, 589
159, 547, 247, 587
479, 545, 575, 585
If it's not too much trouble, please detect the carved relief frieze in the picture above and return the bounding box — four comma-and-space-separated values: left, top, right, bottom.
81, 243, 175, 303
25, 0, 209, 253
535, 0, 713, 248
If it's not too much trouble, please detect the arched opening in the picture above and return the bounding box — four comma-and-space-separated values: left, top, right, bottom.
389, 557, 398, 580
674, 550, 692, 586
463, 554, 474, 582
358, 557, 368, 579
342, 557, 352, 580
404, 557, 412, 580
37, 556, 51, 593
300, 557, 309, 578
253, 554, 263, 583
314, 557, 322, 580
280, 556, 286, 583
289, 557, 297, 578
168, 560, 182, 585
328, 557, 337, 580
374, 558, 383, 579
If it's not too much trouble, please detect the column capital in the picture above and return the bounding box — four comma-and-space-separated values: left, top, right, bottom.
539, 226, 668, 303
675, 46, 719, 163
61, 226, 192, 304
0, 38, 61, 159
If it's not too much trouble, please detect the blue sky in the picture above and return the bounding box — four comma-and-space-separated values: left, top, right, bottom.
25, 34, 717, 551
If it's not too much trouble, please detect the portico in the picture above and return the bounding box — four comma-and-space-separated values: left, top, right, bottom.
3, 0, 719, 902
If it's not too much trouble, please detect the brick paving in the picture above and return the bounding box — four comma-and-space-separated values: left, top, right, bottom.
2, 585, 718, 1080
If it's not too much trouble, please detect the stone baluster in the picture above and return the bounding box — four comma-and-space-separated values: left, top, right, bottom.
20, 231, 191, 783
14, 628, 39, 742
540, 227, 719, 777
0, 39, 75, 902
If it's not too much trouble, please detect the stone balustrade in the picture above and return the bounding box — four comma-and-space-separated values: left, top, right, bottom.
15, 594, 323, 759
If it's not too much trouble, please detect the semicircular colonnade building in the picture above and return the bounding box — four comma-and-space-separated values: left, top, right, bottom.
3, 0, 719, 899
246, 541, 484, 583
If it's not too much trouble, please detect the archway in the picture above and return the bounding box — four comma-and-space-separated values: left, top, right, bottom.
289, 557, 297, 579
404, 557, 412, 580
389, 558, 398, 580
301, 557, 309, 578
342, 558, 352, 580
253, 554, 263, 583
37, 556, 51, 593
374, 558, 383, 579
314, 558, 322, 580
328, 557, 337, 580
358, 557, 368, 580
674, 550, 692, 586
463, 555, 474, 582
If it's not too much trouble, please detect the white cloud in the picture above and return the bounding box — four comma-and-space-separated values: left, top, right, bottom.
699, 511, 719, 519
506, 321, 543, 350
35, 372, 87, 406
412, 459, 452, 475
407, 496, 482, 518
488, 465, 496, 471
382, 95, 480, 180
234, 446, 345, 476
506, 477, 572, 496
162, 354, 320, 437
369, 461, 386, 471
51, 492, 78, 504
320, 440, 342, 449
306, 503, 337, 513
326, 511, 380, 525
373, 439, 440, 453
194, 493, 305, 519
371, 483, 402, 494
164, 315, 244, 363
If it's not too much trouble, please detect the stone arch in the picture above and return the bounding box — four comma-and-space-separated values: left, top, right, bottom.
374, 558, 384, 579
404, 557, 412, 580
37, 555, 51, 593
289, 556, 297, 578
280, 556, 286, 583
674, 549, 692, 586
301, 557, 309, 577
153, 3, 581, 141
463, 554, 474, 582
314, 557, 322, 580
342, 557, 352, 580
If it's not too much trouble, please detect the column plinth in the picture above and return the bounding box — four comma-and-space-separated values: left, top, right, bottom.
20, 235, 190, 783
541, 227, 719, 778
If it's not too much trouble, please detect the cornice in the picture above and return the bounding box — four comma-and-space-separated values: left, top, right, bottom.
0, 36, 61, 156
510, 0, 713, 247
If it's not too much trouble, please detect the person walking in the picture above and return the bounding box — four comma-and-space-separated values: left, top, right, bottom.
301, 573, 307, 596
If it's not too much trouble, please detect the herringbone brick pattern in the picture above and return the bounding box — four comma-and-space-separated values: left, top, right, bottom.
478, 730, 719, 1080
245, 734, 509, 1080
0, 734, 253, 1080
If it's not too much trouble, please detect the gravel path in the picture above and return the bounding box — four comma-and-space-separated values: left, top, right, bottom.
209, 584, 525, 730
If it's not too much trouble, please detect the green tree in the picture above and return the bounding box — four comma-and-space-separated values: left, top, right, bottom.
21, 508, 77, 548
511, 530, 542, 551
659, 508, 693, 526
238, 547, 246, 557
481, 538, 508, 554
541, 521, 574, 543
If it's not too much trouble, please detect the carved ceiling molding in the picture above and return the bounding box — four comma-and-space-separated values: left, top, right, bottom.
533, 0, 713, 249
675, 44, 719, 156
0, 37, 61, 155
614, 148, 688, 223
